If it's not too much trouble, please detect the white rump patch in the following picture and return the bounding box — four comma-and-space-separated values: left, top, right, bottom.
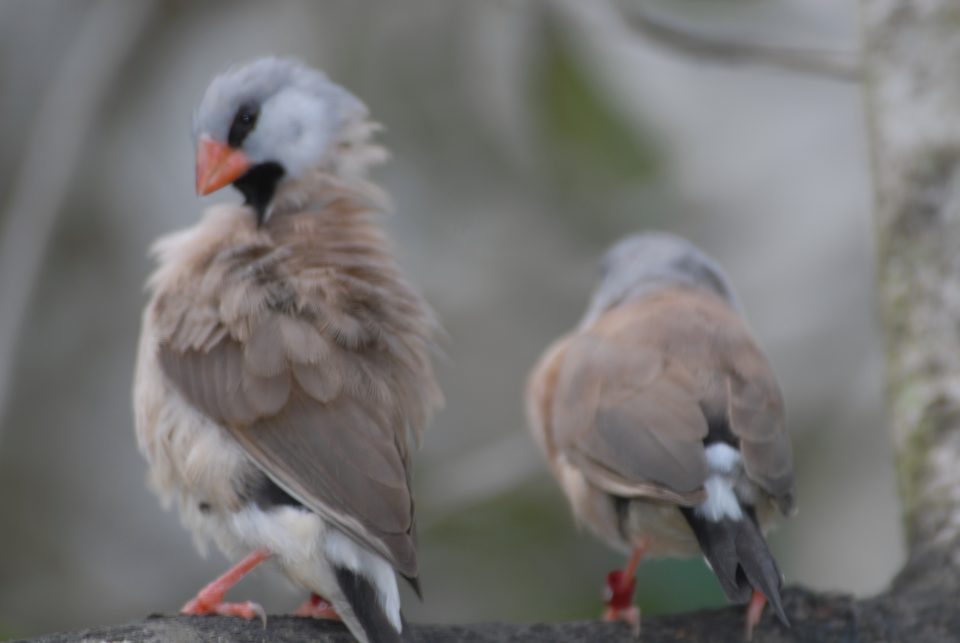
704, 443, 741, 474
696, 444, 744, 521
324, 530, 402, 634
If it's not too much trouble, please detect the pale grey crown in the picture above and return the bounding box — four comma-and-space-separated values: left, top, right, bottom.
581, 232, 742, 327
193, 57, 368, 178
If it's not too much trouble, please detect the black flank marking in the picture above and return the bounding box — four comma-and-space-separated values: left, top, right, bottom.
700, 403, 738, 447
335, 566, 403, 643
243, 474, 303, 511
612, 495, 631, 541
233, 162, 285, 224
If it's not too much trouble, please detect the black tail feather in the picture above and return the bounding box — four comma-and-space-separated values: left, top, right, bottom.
735, 518, 789, 625
402, 573, 422, 600
335, 566, 405, 643
680, 507, 789, 626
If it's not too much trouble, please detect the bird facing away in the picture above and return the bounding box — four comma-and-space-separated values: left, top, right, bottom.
133, 57, 442, 643
526, 233, 795, 639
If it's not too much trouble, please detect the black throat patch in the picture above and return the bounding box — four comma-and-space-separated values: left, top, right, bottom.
233, 161, 285, 224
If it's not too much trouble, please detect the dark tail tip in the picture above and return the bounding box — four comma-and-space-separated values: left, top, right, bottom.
734, 520, 789, 627
402, 573, 423, 600
760, 581, 790, 627
681, 507, 790, 627
335, 565, 403, 643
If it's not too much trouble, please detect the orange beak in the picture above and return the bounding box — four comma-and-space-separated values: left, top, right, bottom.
195, 135, 252, 196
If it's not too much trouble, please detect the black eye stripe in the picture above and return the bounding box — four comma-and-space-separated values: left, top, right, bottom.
228, 103, 259, 148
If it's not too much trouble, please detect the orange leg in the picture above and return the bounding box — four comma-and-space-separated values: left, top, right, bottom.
181, 548, 271, 624
602, 540, 648, 636
744, 590, 767, 641
293, 592, 341, 620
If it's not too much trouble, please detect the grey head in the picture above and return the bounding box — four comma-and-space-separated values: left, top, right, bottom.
193, 57, 371, 215
581, 232, 742, 327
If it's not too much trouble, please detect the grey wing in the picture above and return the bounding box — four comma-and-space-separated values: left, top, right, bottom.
233, 389, 417, 573
551, 333, 710, 505
158, 337, 420, 576
727, 355, 795, 514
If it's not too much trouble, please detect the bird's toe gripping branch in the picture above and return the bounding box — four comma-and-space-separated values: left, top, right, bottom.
602, 542, 646, 636
603, 569, 638, 612
603, 568, 640, 636
182, 598, 266, 624
293, 592, 341, 620
180, 548, 271, 626
744, 590, 768, 641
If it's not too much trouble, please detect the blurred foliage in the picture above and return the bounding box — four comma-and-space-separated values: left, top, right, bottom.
535, 18, 660, 194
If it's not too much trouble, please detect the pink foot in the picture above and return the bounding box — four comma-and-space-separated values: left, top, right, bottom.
293, 592, 341, 620
744, 590, 767, 641
601, 541, 646, 637
183, 597, 266, 623
180, 548, 271, 626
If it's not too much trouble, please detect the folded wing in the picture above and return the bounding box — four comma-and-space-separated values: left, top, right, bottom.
547, 293, 794, 513
152, 241, 433, 577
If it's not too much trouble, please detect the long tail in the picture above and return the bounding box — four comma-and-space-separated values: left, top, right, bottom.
322, 529, 407, 643
334, 566, 405, 643
680, 506, 789, 626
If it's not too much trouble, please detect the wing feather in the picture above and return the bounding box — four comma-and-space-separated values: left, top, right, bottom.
725, 342, 794, 512
545, 290, 794, 512
551, 333, 709, 503
159, 337, 420, 575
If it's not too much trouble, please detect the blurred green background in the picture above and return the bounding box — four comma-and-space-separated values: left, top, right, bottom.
0, 0, 897, 639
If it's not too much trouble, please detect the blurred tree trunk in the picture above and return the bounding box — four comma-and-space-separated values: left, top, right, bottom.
862, 0, 960, 566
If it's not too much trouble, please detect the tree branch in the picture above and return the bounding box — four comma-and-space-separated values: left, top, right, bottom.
23, 569, 960, 643
619, 4, 862, 83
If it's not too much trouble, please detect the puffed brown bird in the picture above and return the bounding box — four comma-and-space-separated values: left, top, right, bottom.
526, 233, 795, 639
133, 57, 441, 643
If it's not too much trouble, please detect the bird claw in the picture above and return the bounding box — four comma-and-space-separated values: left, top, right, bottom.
602, 557, 642, 637
179, 549, 271, 626
744, 590, 766, 641
226, 600, 266, 627
293, 593, 340, 620
182, 597, 267, 627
